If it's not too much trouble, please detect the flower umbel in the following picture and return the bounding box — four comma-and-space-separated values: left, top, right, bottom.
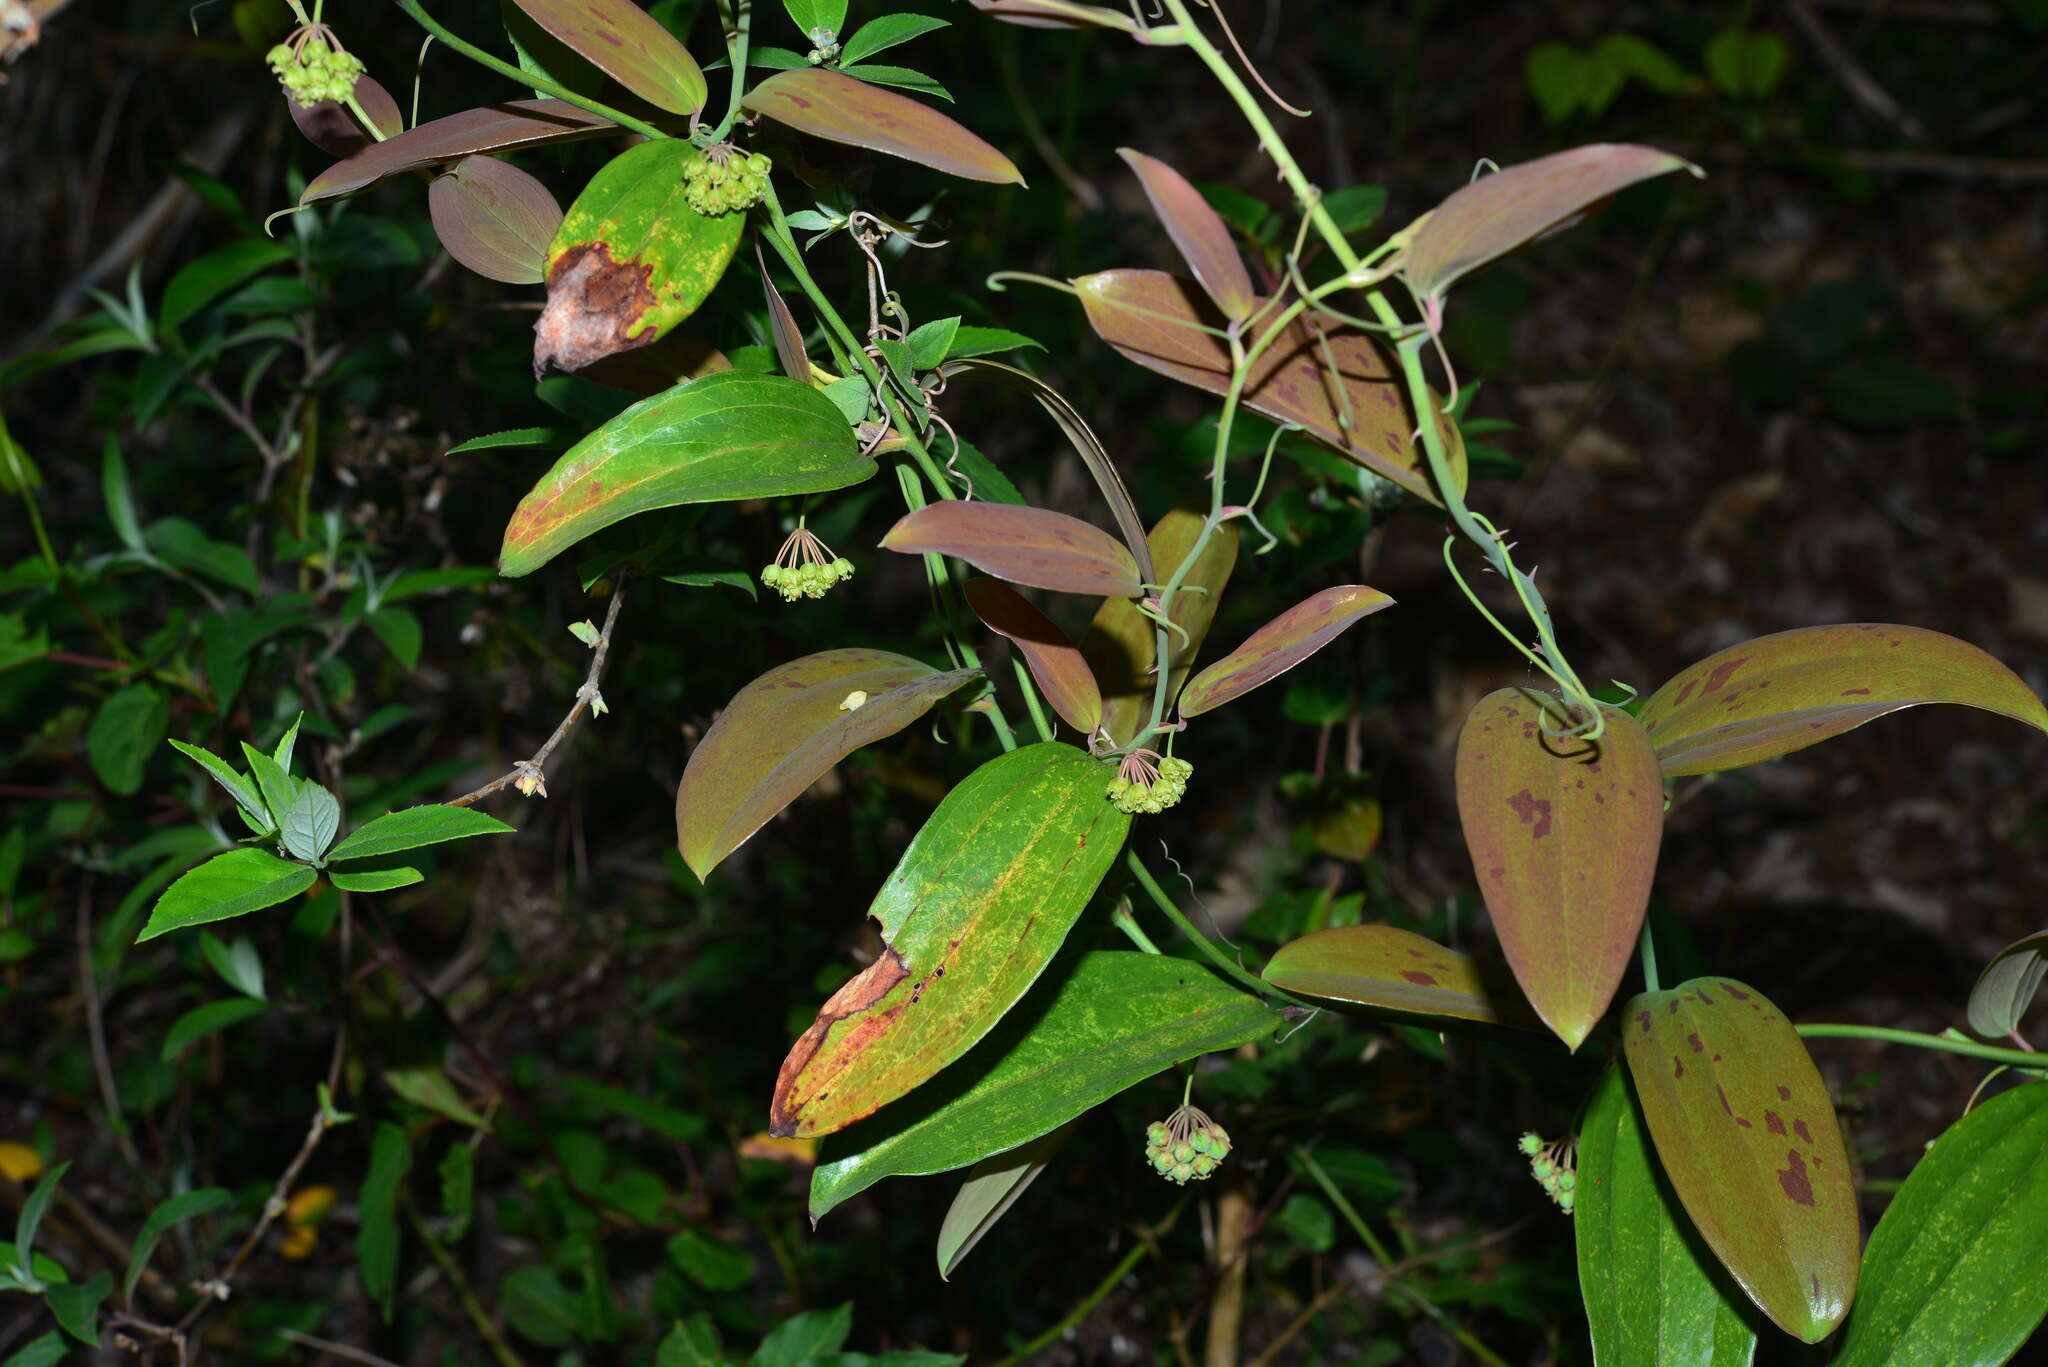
684, 144, 773, 216
1520, 1131, 1577, 1214
761, 523, 853, 602
266, 25, 366, 107
1144, 1102, 1231, 1185
1107, 750, 1192, 815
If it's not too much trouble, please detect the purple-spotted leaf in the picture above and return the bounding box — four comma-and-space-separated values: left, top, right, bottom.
881, 503, 1143, 598
1118, 149, 1253, 320
1081, 510, 1237, 747
964, 579, 1102, 735
1966, 931, 2048, 1038
288, 75, 403, 157
741, 69, 1024, 185
966, 0, 1138, 29
1401, 144, 1700, 302
1178, 585, 1392, 718
1262, 925, 1542, 1030
534, 139, 745, 374
1454, 690, 1662, 1050
771, 744, 1129, 1137
1638, 623, 2048, 778
676, 648, 980, 880
428, 157, 563, 285
509, 0, 706, 114
1073, 270, 1465, 504
300, 101, 618, 205
1623, 978, 1860, 1342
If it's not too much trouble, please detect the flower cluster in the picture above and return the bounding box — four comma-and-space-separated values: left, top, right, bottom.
684, 147, 772, 216
761, 524, 853, 602
266, 30, 366, 108
1106, 751, 1192, 815
1519, 1131, 1577, 1214
1145, 1104, 1231, 1184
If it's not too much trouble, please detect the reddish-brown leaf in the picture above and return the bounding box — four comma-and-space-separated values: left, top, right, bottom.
428, 157, 563, 285
1178, 585, 1392, 718
1624, 978, 1860, 1342
676, 648, 980, 880
758, 246, 812, 382
1401, 143, 1700, 301
1072, 269, 1465, 504
1118, 149, 1253, 320
881, 503, 1143, 598
964, 579, 1102, 736
288, 75, 403, 157
1263, 925, 1543, 1030
509, 0, 706, 114
300, 101, 619, 205
1454, 690, 1663, 1050
967, 0, 1138, 29
1637, 623, 2048, 777
1081, 510, 1237, 747
742, 69, 1024, 186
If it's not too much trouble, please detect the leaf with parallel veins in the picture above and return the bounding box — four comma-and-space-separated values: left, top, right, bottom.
510, 0, 707, 114
1262, 924, 1542, 1030
742, 69, 1024, 185
1118, 149, 1254, 320
881, 503, 1143, 598
1179, 585, 1392, 718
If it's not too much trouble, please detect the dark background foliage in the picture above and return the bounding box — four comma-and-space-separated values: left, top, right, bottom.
3, 0, 2046, 1363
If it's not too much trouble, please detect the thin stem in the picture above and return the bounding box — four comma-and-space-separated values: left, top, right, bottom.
711, 0, 750, 141
1125, 851, 1306, 1008
1638, 917, 1661, 994
403, 1197, 528, 1367
1011, 658, 1055, 743
986, 1204, 1184, 1367
1796, 1024, 2048, 1070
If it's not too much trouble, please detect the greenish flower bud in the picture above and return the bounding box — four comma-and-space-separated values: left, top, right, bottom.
1518, 1132, 1543, 1156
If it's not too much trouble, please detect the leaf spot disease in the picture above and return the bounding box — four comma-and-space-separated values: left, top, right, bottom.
1505, 788, 1553, 838
1401, 970, 1438, 986
1777, 1084, 1792, 1100
1777, 1149, 1815, 1206
1841, 687, 1872, 696
1793, 1118, 1813, 1143
1687, 1032, 1704, 1052
1765, 1110, 1786, 1135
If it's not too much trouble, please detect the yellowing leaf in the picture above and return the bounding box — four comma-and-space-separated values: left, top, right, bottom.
1262, 924, 1542, 1029
0, 1141, 43, 1181
742, 69, 1024, 185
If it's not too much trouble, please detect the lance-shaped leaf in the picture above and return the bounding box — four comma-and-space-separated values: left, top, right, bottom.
964, 579, 1101, 735
676, 648, 979, 879
1261, 925, 1542, 1030
757, 246, 811, 381
1082, 511, 1236, 747
428, 157, 563, 285
301, 100, 618, 205
509, 0, 706, 114
1622, 978, 1860, 1342
1179, 585, 1392, 718
1831, 1081, 2048, 1367
1401, 144, 1701, 302
1637, 624, 2048, 778
534, 139, 746, 374
772, 744, 1131, 1138
1454, 690, 1662, 1050
742, 69, 1024, 185
501, 371, 868, 576
967, 0, 1138, 29
289, 75, 403, 157
808, 950, 1273, 1214
881, 503, 1143, 598
1074, 270, 1464, 504
1118, 149, 1253, 320
1577, 1065, 1759, 1366
936, 1123, 1070, 1279
1966, 931, 2048, 1038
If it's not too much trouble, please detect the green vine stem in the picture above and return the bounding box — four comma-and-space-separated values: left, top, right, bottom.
1125, 852, 1312, 1010
1795, 1024, 2048, 1071
710, 0, 751, 141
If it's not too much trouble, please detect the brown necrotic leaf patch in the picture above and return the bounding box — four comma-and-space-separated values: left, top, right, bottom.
533, 242, 658, 377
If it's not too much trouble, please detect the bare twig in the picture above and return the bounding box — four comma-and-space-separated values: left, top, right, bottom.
403, 1197, 528, 1367
1787, 0, 1930, 144
278, 1329, 406, 1367
77, 876, 144, 1171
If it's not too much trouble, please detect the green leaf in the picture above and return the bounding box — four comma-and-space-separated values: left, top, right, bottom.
279, 785, 342, 863
48, 1275, 111, 1349
1262, 924, 1542, 1029
1454, 691, 1663, 1050
12, 1162, 68, 1284
657, 1314, 726, 1367
742, 70, 1024, 185
160, 238, 293, 334
508, 0, 706, 114
667, 1228, 754, 1291
384, 1066, 490, 1130
240, 743, 296, 826
1637, 624, 2048, 777
838, 64, 953, 100
935, 1123, 1068, 1279
1622, 978, 1860, 1342
1968, 932, 2048, 1038
1597, 32, 1690, 95
124, 1188, 231, 1301
500, 1263, 579, 1346
0, 614, 50, 674
161, 998, 270, 1062
445, 427, 565, 454
1274, 1194, 1336, 1253
840, 12, 948, 64
964, 580, 1101, 734
1081, 510, 1237, 747
199, 932, 265, 999
438, 1142, 474, 1242
1179, 585, 1394, 718
1321, 185, 1388, 236
661, 568, 756, 597
146, 517, 260, 593
675, 648, 979, 880
272, 714, 302, 773
357, 1122, 412, 1322
1705, 29, 1788, 101
88, 684, 169, 796
328, 866, 425, 894
1832, 1081, 2048, 1367
943, 326, 1042, 361
774, 745, 1132, 1139
138, 849, 316, 942
366, 606, 423, 670
102, 438, 146, 554
1577, 1065, 1758, 1364
881, 502, 1142, 597
1, 1332, 66, 1367
327, 805, 515, 862
501, 0, 605, 97
905, 315, 961, 371
810, 952, 1273, 1217
940, 436, 1023, 507
781, 0, 848, 39
753, 1304, 852, 1367
502, 371, 869, 576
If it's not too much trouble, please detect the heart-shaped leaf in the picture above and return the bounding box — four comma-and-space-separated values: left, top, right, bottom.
1623, 978, 1860, 1342
288, 75, 403, 157
742, 69, 1024, 185
1179, 585, 1393, 718
1454, 690, 1662, 1050
964, 579, 1102, 735
1261, 925, 1541, 1030
676, 647, 980, 880
1401, 144, 1700, 301
1831, 1080, 2048, 1367
772, 744, 1129, 1138
1577, 1065, 1759, 1365
1118, 149, 1253, 320
428, 157, 563, 285
1081, 510, 1237, 747
509, 0, 707, 114
301, 101, 619, 205
1073, 269, 1464, 505
1637, 624, 2048, 777
1966, 931, 2048, 1039
935, 1123, 1070, 1279
881, 503, 1143, 598
534, 139, 746, 374
501, 371, 868, 577
809, 950, 1272, 1215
